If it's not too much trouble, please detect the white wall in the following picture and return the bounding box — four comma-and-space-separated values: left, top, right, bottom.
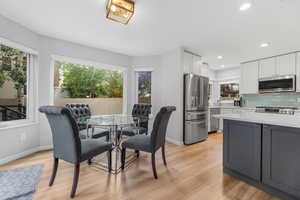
215, 67, 240, 82
160, 48, 184, 145
0, 15, 40, 164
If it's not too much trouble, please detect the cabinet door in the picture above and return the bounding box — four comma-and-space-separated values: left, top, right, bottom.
276, 54, 296, 76
183, 52, 193, 73
263, 125, 300, 198
240, 62, 259, 94
259, 58, 276, 78
219, 109, 234, 130
223, 120, 261, 181
192, 55, 202, 75
297, 53, 300, 92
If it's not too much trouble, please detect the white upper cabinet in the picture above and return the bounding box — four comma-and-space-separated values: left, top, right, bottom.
192, 55, 202, 75
276, 54, 296, 76
259, 58, 276, 78
183, 51, 203, 76
240, 61, 259, 94
183, 52, 193, 73
258, 53, 296, 78
297, 53, 300, 92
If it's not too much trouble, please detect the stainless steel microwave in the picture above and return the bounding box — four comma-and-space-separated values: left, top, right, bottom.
258, 75, 296, 93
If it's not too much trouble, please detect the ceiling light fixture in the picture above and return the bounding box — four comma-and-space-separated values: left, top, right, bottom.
260, 43, 270, 48
239, 0, 252, 11
220, 65, 225, 68
240, 3, 251, 11
106, 0, 134, 24
217, 56, 223, 59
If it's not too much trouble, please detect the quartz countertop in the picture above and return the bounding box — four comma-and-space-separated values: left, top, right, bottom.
214, 112, 300, 128
209, 105, 255, 110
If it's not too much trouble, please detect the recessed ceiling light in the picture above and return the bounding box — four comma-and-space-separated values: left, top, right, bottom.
217, 56, 223, 59
239, 2, 252, 11
260, 43, 270, 48
220, 65, 225, 68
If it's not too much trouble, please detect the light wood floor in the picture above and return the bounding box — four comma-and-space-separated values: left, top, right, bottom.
0, 133, 278, 200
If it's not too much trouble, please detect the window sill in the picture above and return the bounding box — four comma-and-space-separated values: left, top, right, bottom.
0, 120, 38, 131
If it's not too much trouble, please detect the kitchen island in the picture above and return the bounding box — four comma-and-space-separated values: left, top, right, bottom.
215, 112, 300, 200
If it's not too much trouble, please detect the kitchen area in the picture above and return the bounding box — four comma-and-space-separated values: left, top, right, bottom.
210, 51, 300, 200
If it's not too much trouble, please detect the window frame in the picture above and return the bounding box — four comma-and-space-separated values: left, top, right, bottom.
219, 79, 240, 102
50, 55, 128, 114
134, 68, 153, 105
0, 37, 39, 129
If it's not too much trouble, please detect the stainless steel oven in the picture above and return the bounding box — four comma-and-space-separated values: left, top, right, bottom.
258, 75, 296, 93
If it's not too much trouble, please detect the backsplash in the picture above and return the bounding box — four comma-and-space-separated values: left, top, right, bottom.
242, 93, 300, 108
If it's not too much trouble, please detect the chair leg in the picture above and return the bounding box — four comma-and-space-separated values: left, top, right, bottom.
49, 158, 59, 186
87, 159, 92, 165
135, 150, 140, 158
121, 147, 126, 170
70, 164, 80, 198
162, 144, 167, 166
107, 150, 112, 172
151, 153, 158, 179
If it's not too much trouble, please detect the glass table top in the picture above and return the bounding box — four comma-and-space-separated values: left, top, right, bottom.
87, 114, 140, 127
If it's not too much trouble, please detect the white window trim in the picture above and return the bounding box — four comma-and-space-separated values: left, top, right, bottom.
50, 55, 128, 114
0, 37, 38, 55
133, 67, 153, 106
0, 41, 38, 129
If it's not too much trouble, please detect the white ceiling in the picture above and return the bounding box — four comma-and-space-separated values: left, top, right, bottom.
0, 0, 300, 69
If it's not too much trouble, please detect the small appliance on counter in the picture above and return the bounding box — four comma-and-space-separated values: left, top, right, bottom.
183, 73, 209, 145
255, 106, 298, 115
233, 96, 242, 107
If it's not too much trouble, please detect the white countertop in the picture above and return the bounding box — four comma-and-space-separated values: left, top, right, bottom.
209, 105, 255, 110
214, 112, 300, 128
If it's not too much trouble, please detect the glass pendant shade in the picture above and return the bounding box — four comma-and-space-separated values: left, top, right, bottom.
106, 0, 134, 24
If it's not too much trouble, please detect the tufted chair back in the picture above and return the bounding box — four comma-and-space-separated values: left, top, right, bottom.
65, 104, 91, 130
132, 104, 152, 117
39, 106, 81, 164
132, 104, 152, 131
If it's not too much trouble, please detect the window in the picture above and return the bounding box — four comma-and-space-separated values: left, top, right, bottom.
220, 83, 239, 100
136, 71, 152, 104
53, 61, 124, 115
0, 44, 31, 122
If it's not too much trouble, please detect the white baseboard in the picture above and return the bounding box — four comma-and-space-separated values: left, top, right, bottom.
0, 145, 53, 165
166, 137, 184, 146
38, 145, 53, 151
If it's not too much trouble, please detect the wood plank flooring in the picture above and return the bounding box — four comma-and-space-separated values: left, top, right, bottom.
0, 133, 278, 200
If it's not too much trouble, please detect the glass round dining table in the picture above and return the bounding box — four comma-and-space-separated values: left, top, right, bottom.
86, 114, 147, 173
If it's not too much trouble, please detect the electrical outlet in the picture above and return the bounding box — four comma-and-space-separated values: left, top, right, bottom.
20, 132, 26, 144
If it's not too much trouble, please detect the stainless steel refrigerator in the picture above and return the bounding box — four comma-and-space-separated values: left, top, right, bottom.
183, 73, 209, 145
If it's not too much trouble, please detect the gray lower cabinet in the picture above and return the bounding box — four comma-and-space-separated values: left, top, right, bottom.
262, 125, 300, 198
223, 119, 261, 181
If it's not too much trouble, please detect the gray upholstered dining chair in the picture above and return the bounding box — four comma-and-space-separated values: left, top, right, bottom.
39, 106, 113, 198
65, 103, 109, 140
121, 106, 176, 179
118, 104, 152, 137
